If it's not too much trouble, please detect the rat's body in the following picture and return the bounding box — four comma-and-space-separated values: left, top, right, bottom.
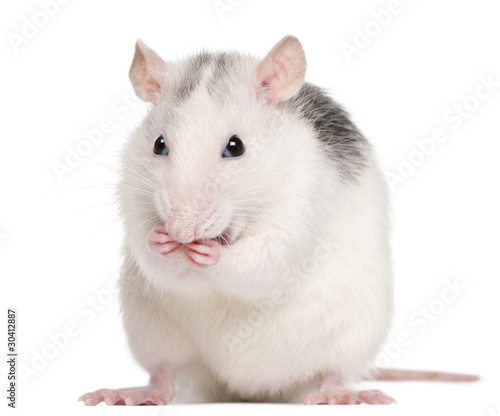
120, 126, 391, 401
80, 37, 476, 406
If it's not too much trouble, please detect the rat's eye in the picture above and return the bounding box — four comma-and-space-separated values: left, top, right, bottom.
222, 135, 245, 158
153, 135, 168, 155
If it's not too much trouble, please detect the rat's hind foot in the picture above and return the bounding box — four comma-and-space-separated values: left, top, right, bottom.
79, 386, 169, 406
302, 388, 396, 405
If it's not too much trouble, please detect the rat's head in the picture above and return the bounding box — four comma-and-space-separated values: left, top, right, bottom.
120, 36, 318, 278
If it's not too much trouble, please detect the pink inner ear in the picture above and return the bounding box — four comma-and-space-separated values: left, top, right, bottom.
146, 53, 166, 92
262, 57, 292, 103
130, 40, 167, 103
255, 36, 306, 104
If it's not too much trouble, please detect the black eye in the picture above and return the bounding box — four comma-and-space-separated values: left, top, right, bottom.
154, 135, 168, 155
222, 135, 245, 158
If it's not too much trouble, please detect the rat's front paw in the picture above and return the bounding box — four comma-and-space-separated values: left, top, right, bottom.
147, 228, 221, 268
147, 227, 182, 257
184, 239, 221, 268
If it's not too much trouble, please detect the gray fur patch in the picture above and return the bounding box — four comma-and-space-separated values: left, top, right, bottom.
175, 51, 239, 103
176, 52, 213, 101
290, 83, 369, 181
206, 52, 237, 98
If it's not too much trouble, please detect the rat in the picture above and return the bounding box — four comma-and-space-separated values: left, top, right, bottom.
79, 36, 478, 406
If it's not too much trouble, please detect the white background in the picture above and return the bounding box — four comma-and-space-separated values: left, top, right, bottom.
1, 0, 499, 415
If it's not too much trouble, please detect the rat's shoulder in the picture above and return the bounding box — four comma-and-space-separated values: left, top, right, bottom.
288, 82, 370, 182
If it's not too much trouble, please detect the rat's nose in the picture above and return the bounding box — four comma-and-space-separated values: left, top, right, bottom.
167, 226, 196, 245
166, 209, 198, 244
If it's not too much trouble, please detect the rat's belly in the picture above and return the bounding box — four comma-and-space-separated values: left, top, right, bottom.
184, 276, 391, 397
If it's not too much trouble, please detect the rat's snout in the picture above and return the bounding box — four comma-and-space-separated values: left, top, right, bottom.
165, 208, 203, 244
157, 189, 233, 245
168, 226, 196, 245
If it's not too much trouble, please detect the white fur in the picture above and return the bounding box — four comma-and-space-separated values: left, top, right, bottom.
117, 38, 393, 402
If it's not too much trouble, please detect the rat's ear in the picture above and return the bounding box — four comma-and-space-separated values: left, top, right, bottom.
129, 39, 167, 102
254, 36, 306, 104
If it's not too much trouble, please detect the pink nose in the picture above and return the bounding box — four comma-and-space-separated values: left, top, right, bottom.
166, 214, 198, 244
167, 227, 196, 244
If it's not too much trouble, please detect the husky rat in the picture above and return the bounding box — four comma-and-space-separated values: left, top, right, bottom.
79, 36, 477, 406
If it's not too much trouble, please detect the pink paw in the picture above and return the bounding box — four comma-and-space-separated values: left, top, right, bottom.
147, 227, 182, 258
78, 387, 169, 406
184, 239, 221, 268
302, 388, 396, 405
147, 227, 221, 267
